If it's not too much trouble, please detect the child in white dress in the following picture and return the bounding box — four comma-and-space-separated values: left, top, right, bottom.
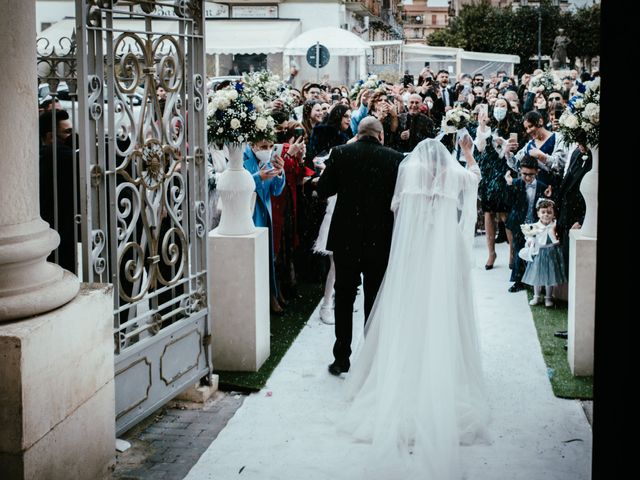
519, 199, 567, 307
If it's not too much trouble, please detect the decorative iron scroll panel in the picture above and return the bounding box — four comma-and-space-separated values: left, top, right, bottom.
76, 0, 209, 435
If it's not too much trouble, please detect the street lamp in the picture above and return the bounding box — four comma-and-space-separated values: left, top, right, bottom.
537, 7, 542, 69
523, 0, 560, 69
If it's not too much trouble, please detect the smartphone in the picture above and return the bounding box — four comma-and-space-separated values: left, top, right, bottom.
270, 143, 284, 163
554, 104, 564, 118
331, 93, 341, 102
509, 133, 518, 143
293, 127, 304, 138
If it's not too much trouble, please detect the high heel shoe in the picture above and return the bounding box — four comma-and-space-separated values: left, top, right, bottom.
485, 252, 497, 270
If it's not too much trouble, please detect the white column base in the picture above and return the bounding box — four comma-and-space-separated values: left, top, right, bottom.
567, 230, 596, 376
208, 227, 270, 372
0, 284, 115, 479
0, 220, 79, 322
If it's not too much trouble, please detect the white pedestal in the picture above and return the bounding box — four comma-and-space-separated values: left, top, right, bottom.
0, 283, 115, 479
567, 230, 597, 376
208, 227, 270, 371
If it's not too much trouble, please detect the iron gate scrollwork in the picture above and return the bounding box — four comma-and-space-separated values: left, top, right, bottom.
76, 0, 209, 435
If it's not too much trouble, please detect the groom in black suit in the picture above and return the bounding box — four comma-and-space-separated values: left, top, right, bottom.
317, 117, 405, 375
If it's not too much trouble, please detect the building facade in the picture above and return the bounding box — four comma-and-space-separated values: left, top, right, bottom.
401, 1, 449, 41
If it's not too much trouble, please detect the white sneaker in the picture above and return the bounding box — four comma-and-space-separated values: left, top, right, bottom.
529, 296, 542, 306
544, 297, 554, 307
320, 306, 335, 325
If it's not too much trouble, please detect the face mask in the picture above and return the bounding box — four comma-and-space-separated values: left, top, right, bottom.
254, 149, 272, 165
493, 107, 507, 121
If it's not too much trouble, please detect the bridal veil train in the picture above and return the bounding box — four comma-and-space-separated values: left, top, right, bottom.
339, 138, 490, 479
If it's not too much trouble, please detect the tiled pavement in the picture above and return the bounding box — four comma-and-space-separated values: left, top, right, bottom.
112, 392, 246, 479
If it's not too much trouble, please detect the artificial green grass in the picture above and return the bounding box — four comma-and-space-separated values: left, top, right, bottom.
528, 289, 593, 400
215, 282, 324, 392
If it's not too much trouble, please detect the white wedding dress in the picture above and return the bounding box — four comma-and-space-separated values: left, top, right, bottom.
339, 138, 490, 479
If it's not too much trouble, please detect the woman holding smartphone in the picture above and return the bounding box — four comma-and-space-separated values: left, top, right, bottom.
473, 98, 524, 269
271, 120, 310, 308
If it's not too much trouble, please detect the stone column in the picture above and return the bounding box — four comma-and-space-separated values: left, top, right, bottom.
0, 0, 79, 322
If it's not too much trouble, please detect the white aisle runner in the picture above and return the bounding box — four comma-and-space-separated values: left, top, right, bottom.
185, 237, 592, 480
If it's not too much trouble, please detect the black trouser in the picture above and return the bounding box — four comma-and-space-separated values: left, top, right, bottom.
510, 230, 526, 283
332, 249, 388, 367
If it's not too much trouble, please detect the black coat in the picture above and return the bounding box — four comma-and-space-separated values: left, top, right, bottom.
555, 147, 592, 234
316, 136, 404, 257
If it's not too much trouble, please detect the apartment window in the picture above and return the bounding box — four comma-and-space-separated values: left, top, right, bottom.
432, 15, 437, 25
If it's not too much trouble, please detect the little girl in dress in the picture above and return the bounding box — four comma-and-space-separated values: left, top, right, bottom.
519, 198, 567, 307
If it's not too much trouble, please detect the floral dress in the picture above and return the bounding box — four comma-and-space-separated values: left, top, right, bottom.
474, 127, 516, 213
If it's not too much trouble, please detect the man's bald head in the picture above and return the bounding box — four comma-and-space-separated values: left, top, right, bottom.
357, 117, 384, 140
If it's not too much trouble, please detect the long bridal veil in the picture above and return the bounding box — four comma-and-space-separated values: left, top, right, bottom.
340, 138, 490, 479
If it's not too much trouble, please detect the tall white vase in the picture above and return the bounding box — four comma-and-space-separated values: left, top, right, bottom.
216, 143, 256, 236
579, 146, 599, 238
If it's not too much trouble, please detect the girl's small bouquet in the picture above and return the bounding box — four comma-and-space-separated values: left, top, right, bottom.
557, 77, 599, 149
520, 221, 545, 238
518, 221, 546, 262
529, 68, 561, 94
207, 82, 276, 146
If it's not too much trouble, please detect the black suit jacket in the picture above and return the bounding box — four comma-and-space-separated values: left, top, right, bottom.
505, 178, 548, 233
431, 85, 455, 125
555, 147, 592, 233
317, 136, 404, 257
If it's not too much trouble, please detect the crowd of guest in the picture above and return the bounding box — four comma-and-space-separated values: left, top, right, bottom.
37, 64, 597, 322
206, 66, 598, 319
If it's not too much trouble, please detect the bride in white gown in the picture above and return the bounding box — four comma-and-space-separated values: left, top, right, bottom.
340, 136, 490, 479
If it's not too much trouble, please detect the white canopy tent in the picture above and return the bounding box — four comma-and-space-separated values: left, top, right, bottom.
283, 27, 372, 86
402, 44, 520, 78
206, 19, 301, 55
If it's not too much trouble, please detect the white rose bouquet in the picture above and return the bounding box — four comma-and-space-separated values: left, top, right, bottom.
207, 82, 276, 145
441, 106, 471, 134
558, 77, 600, 148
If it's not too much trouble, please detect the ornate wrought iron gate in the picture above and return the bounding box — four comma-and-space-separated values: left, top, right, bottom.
72, 0, 210, 435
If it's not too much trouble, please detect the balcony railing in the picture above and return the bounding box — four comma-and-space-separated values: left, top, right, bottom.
344, 0, 380, 17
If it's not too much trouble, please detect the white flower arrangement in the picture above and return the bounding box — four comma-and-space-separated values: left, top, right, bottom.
558, 77, 600, 148
441, 106, 471, 134
242, 70, 282, 103
529, 68, 562, 94
207, 82, 276, 146
350, 74, 383, 101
